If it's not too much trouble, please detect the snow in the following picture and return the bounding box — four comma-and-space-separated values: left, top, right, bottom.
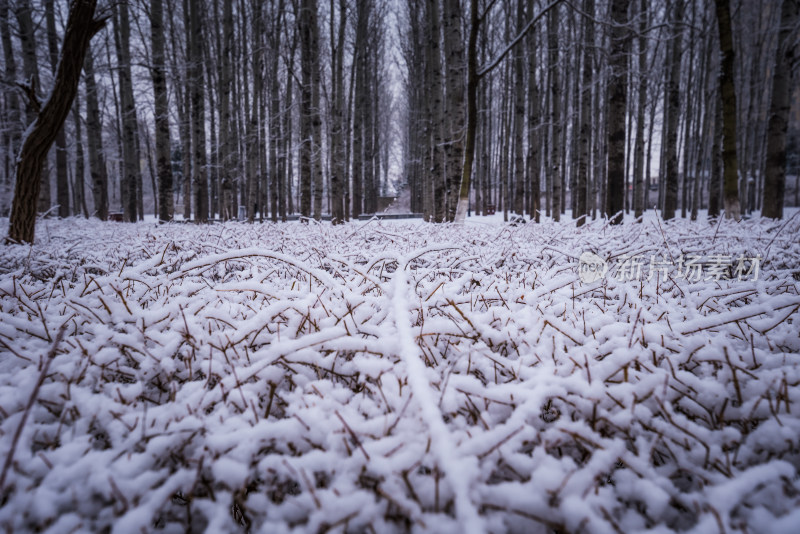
0, 212, 798, 533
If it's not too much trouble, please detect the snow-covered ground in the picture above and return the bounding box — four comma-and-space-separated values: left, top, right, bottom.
0, 213, 799, 533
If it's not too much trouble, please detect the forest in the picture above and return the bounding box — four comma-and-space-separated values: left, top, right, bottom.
0, 0, 798, 238
1, 1, 800, 533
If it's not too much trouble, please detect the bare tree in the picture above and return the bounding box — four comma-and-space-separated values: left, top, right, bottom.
762, 0, 799, 219
604, 0, 629, 224
42, 0, 70, 217
7, 0, 105, 244
662, 0, 683, 220
0, 0, 21, 215
113, 2, 141, 221
714, 0, 741, 219
16, 0, 50, 214
151, 0, 173, 222
632, 0, 646, 219
189, 0, 208, 221
576, 0, 594, 225
83, 46, 108, 220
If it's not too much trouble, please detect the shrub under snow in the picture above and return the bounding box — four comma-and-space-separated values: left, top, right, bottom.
0, 214, 799, 533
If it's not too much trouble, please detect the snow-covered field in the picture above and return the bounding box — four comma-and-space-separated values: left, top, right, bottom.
0, 214, 799, 533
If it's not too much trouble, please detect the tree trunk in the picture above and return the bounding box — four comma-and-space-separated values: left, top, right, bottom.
1, 0, 22, 215
425, 0, 445, 222
525, 0, 541, 223
662, 0, 683, 220
548, 6, 561, 222
576, 0, 594, 225
113, 2, 140, 222
45, 0, 70, 217
72, 92, 88, 217
299, 0, 314, 218
443, 0, 466, 221
151, 0, 173, 222
16, 0, 50, 214
83, 47, 108, 220
632, 0, 646, 219
714, 0, 741, 220
310, 0, 323, 220
511, 1, 526, 216
762, 0, 799, 219
7, 0, 104, 244
329, 0, 346, 224
189, 0, 208, 221
604, 0, 629, 224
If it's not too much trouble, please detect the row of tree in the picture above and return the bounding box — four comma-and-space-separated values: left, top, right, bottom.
1, 0, 391, 234
404, 0, 799, 223
0, 0, 798, 243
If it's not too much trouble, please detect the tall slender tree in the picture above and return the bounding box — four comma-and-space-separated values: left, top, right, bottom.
189, 0, 208, 221
44, 0, 70, 217
762, 0, 799, 219
151, 0, 173, 222
714, 0, 741, 219
113, 2, 140, 222
604, 0, 629, 224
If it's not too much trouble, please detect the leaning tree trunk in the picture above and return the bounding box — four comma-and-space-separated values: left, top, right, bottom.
7, 0, 104, 244
762, 0, 799, 219
714, 0, 741, 220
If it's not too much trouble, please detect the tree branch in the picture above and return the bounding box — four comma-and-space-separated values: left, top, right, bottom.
478, 0, 562, 78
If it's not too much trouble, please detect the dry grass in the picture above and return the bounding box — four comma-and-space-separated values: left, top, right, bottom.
0, 215, 798, 533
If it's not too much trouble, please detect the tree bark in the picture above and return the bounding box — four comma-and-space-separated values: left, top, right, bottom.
762, 0, 799, 219
604, 0, 629, 224
151, 0, 173, 222
548, 6, 561, 222
662, 0, 683, 220
329, 0, 346, 223
44, 0, 70, 217
512, 1, 526, 217
425, 0, 445, 222
113, 2, 140, 222
299, 0, 314, 218
83, 46, 108, 220
189, 0, 208, 221
72, 92, 88, 217
632, 0, 646, 219
310, 0, 323, 220
16, 0, 50, 214
714, 0, 741, 220
1, 0, 21, 215
7, 0, 104, 244
443, 0, 466, 221
576, 0, 594, 225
